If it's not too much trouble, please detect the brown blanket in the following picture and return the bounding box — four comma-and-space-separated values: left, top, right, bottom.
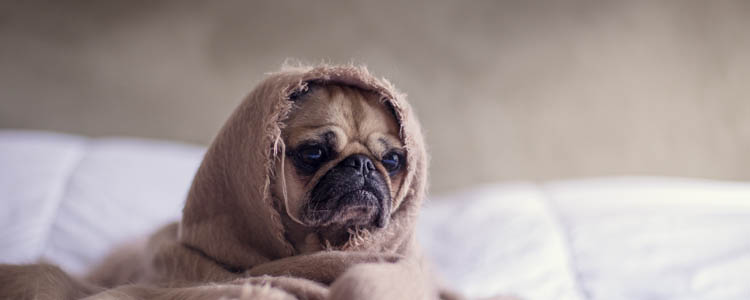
0, 64, 461, 300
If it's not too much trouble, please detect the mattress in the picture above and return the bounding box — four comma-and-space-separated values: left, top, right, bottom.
1, 130, 749, 300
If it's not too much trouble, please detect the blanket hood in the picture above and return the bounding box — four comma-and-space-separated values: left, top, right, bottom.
178, 65, 428, 270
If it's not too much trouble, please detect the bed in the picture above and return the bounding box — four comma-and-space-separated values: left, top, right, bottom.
1, 130, 749, 300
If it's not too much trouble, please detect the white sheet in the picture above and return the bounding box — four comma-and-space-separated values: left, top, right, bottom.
2, 130, 749, 300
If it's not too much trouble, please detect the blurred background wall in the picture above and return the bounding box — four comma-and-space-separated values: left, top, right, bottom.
1, 0, 749, 194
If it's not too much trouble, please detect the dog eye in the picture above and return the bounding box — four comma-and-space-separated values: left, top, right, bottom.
381, 151, 403, 175
299, 146, 325, 165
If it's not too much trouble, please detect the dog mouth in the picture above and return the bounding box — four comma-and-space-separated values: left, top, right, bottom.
333, 189, 381, 224
299, 154, 393, 246
340, 189, 378, 206
303, 187, 386, 228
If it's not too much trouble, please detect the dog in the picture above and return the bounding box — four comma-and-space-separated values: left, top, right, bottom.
0, 65, 459, 300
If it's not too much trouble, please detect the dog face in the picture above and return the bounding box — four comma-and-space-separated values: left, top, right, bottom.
275, 84, 405, 247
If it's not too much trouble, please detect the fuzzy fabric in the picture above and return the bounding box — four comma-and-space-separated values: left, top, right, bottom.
80, 64, 452, 299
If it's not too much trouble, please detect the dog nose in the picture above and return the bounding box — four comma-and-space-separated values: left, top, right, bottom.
341, 154, 375, 174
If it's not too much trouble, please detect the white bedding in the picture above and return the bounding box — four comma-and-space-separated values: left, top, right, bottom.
2, 130, 749, 300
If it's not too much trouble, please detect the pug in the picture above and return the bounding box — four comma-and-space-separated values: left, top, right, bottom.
273, 83, 407, 252
0, 65, 462, 300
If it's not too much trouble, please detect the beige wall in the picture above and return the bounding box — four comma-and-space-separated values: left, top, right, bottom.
1, 1, 749, 193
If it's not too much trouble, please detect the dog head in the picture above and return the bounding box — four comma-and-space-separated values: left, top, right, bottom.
181, 65, 427, 268
274, 83, 406, 248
